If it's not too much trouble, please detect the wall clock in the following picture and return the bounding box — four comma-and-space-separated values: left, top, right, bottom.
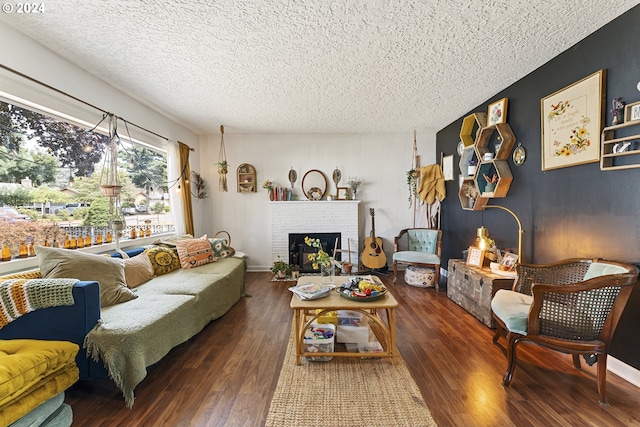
457, 141, 465, 156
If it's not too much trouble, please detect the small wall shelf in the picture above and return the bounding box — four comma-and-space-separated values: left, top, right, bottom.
237, 163, 257, 192
474, 123, 516, 161
474, 160, 512, 198
601, 120, 640, 171
459, 113, 487, 148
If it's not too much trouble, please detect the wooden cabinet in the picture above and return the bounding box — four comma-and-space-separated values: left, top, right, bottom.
446, 259, 514, 328
237, 163, 256, 193
600, 120, 640, 171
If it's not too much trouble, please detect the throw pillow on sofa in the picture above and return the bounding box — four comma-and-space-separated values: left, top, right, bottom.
36, 246, 137, 307
145, 246, 181, 275
208, 237, 236, 259
175, 235, 215, 269
124, 254, 155, 288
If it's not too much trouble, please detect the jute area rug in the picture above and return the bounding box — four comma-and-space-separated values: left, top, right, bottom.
265, 328, 437, 427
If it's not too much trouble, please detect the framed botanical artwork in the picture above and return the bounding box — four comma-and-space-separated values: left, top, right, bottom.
541, 70, 606, 170
466, 246, 484, 267
337, 187, 350, 200
488, 98, 508, 126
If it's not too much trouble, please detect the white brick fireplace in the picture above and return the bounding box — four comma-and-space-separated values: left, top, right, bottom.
270, 200, 360, 270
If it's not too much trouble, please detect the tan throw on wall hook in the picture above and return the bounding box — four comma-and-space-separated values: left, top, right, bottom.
218, 125, 228, 192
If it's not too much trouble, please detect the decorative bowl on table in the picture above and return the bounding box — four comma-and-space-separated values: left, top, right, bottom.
337, 277, 388, 301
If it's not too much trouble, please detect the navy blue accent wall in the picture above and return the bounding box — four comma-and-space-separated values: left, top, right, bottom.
436, 5, 640, 369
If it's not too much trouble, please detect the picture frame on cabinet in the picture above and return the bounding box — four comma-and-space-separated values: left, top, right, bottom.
488, 98, 508, 126
541, 70, 605, 171
466, 246, 485, 267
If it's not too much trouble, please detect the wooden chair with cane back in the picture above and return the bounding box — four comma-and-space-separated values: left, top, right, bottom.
490, 258, 638, 406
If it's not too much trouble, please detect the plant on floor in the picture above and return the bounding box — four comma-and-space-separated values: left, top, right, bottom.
271, 255, 291, 277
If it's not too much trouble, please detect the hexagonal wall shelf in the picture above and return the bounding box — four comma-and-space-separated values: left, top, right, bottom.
459, 146, 478, 178
458, 178, 488, 211
459, 112, 487, 147
474, 160, 513, 198
474, 123, 516, 161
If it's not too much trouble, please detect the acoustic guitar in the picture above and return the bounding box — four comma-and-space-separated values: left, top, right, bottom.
361, 208, 387, 270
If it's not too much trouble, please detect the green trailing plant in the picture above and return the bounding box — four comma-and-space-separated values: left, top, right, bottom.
406, 169, 419, 208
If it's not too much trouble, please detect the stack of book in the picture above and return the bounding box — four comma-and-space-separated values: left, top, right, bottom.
288, 282, 333, 300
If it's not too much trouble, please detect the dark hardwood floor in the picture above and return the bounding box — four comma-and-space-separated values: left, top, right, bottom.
66, 272, 640, 426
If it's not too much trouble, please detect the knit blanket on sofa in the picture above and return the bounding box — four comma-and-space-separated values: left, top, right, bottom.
0, 278, 77, 329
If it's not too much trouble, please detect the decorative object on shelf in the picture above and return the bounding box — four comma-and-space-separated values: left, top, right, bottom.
468, 159, 478, 176
332, 167, 341, 190
483, 172, 497, 194
237, 163, 256, 192
263, 179, 275, 200
271, 255, 292, 279
288, 168, 297, 188
302, 169, 328, 200
488, 98, 508, 126
337, 187, 349, 200
406, 169, 419, 207
191, 171, 208, 200
600, 119, 640, 170
217, 125, 228, 192
346, 177, 362, 200
610, 98, 625, 125
513, 142, 526, 166
624, 100, 640, 123
541, 70, 605, 170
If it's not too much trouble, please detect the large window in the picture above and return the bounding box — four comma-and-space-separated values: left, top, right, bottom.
0, 99, 174, 256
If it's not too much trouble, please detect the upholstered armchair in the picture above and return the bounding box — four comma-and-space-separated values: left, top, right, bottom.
392, 228, 442, 288
491, 258, 638, 406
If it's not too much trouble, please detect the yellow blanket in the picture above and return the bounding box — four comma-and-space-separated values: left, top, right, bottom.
417, 164, 446, 205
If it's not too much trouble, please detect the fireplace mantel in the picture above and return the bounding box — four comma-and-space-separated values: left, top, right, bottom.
270, 201, 360, 271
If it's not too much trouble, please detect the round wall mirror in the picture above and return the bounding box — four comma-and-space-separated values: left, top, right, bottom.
302, 169, 328, 200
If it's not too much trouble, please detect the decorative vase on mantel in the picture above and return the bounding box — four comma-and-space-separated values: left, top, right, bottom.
269, 189, 274, 201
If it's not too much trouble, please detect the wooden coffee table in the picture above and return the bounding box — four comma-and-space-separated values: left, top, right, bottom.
290, 275, 398, 365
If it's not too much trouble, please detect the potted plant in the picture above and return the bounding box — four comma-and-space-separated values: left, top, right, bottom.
271, 255, 291, 279
406, 169, 419, 208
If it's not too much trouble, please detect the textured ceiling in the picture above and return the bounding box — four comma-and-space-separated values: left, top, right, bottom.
1, 1, 638, 134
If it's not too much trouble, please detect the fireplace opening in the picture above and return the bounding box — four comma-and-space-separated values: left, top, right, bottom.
289, 233, 341, 273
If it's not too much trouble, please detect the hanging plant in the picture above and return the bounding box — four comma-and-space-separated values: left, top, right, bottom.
406, 169, 419, 208
191, 171, 208, 200
218, 125, 228, 192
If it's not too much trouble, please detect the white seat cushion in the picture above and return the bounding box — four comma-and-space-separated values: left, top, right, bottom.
392, 251, 440, 265
491, 289, 532, 335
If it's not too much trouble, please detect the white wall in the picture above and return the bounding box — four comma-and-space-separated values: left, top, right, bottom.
196, 133, 437, 271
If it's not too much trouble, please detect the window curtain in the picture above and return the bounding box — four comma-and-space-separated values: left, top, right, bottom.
178, 141, 194, 236
167, 140, 187, 235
